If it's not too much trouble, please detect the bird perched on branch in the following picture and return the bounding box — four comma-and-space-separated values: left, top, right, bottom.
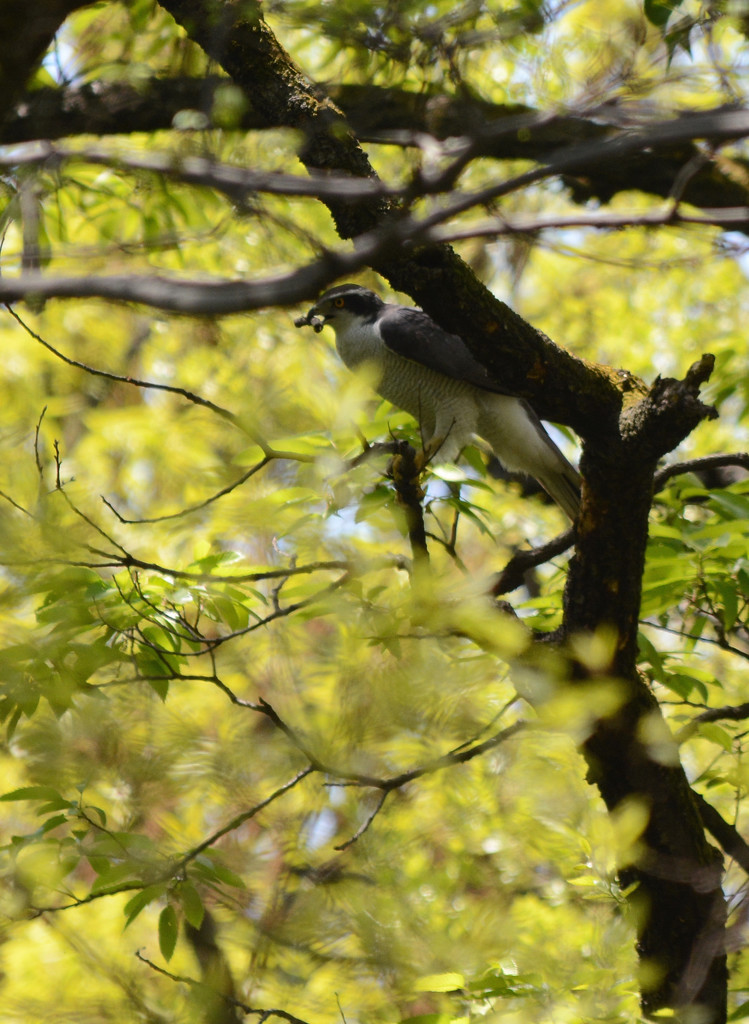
295, 284, 580, 520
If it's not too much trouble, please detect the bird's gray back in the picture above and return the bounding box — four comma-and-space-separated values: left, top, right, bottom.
334, 317, 476, 419
378, 305, 507, 396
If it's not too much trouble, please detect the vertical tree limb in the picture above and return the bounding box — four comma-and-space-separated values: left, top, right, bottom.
147, 2, 729, 1017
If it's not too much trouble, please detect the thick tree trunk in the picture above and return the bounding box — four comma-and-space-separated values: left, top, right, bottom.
0, 0, 91, 125
565, 421, 727, 1019
144, 2, 730, 1017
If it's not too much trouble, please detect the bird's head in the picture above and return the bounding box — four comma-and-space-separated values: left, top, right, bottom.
295, 284, 384, 333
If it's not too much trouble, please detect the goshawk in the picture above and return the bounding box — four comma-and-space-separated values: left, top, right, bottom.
296, 284, 580, 520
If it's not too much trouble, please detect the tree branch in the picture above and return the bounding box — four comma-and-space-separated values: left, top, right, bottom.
695, 792, 749, 876
6, 79, 749, 222
654, 453, 749, 491
491, 529, 574, 596
6, 306, 238, 423
0, 0, 90, 124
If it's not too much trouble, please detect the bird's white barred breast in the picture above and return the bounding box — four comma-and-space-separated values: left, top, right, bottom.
324, 297, 580, 518
334, 319, 479, 447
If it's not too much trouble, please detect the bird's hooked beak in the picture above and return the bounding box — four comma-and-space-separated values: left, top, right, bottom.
294, 299, 329, 334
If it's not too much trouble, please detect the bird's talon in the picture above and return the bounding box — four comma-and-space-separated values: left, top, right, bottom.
416, 437, 444, 472
296, 284, 581, 520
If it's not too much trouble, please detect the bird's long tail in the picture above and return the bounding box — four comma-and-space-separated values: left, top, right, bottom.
477, 395, 581, 521
532, 461, 581, 521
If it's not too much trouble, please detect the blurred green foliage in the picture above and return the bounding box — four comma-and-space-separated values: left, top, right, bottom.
0, 1, 747, 1022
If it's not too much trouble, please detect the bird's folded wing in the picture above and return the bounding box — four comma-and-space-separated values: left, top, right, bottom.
378, 306, 510, 395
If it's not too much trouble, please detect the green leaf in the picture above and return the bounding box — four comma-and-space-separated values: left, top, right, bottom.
87, 805, 108, 826
728, 997, 749, 1020
178, 881, 205, 929
698, 723, 734, 753
141, 624, 183, 655
144, 673, 170, 702
414, 972, 464, 993
637, 632, 664, 681
40, 813, 69, 833
123, 884, 166, 928
659, 672, 707, 702
0, 786, 66, 803
158, 905, 179, 961
467, 966, 541, 998
205, 594, 250, 632
192, 856, 246, 889
709, 491, 749, 520
713, 580, 739, 631
643, 0, 682, 28
91, 863, 142, 894
664, 17, 693, 63
37, 797, 74, 814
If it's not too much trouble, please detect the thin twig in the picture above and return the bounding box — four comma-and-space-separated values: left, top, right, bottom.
135, 950, 315, 1024
0, 488, 32, 516
334, 790, 390, 851
174, 766, 314, 871
641, 620, 748, 662
34, 405, 46, 478
492, 528, 575, 595
101, 460, 270, 523
6, 305, 238, 424
654, 453, 749, 492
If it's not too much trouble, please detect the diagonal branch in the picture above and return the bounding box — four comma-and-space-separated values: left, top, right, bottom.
7, 306, 238, 423
6, 79, 749, 221
654, 453, 749, 491
695, 792, 749, 876
175, 766, 314, 872
492, 529, 574, 596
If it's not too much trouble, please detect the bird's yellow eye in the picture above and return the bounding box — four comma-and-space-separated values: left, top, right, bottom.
334, 298, 345, 308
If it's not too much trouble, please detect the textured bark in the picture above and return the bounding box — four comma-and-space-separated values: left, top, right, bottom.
6, 79, 749, 224
147, 5, 730, 1018
563, 380, 725, 1019
4, 0, 731, 1017
153, 0, 641, 436
0, 0, 90, 125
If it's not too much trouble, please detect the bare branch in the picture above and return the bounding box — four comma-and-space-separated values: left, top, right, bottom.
427, 205, 749, 244
0, 488, 32, 516
694, 703, 749, 724
175, 767, 314, 871
334, 791, 390, 852
8, 144, 749, 240
0, 141, 389, 203
135, 952, 315, 1024
102, 459, 273, 525
8, 80, 749, 220
252, 697, 525, 791
642, 621, 749, 662
0, 254, 364, 316
654, 453, 749, 491
201, 572, 351, 649
492, 529, 575, 596
374, 720, 525, 789
33, 405, 47, 478
387, 440, 430, 564
4, 111, 749, 319
694, 792, 749, 876
6, 306, 238, 423
31, 878, 148, 915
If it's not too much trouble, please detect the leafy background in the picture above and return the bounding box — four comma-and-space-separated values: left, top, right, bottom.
0, 0, 748, 1021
